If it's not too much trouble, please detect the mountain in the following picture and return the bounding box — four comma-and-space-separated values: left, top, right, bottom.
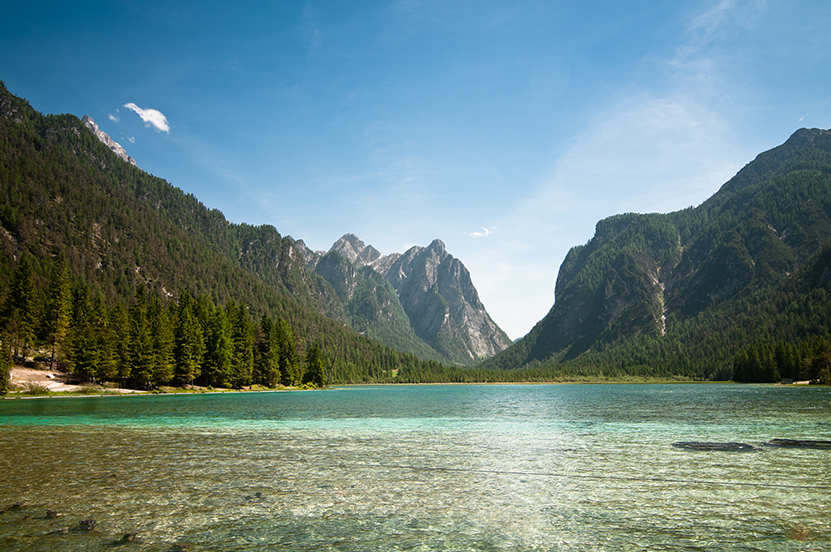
484, 128, 831, 378
0, 81, 450, 384
296, 233, 512, 365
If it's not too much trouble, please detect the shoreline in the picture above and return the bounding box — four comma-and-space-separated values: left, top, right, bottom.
6, 366, 819, 401
6, 380, 818, 402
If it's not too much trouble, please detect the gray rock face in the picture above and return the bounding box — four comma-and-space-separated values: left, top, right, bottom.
82, 115, 138, 168
308, 233, 512, 363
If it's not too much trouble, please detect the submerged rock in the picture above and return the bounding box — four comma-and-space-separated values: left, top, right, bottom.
673, 441, 759, 452
118, 532, 139, 542
0, 502, 24, 515
78, 519, 97, 531
764, 439, 831, 449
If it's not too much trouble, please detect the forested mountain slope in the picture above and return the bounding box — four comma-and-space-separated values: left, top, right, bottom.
0, 81, 448, 384
484, 128, 831, 378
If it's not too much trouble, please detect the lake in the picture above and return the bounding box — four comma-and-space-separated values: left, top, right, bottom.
0, 384, 829, 551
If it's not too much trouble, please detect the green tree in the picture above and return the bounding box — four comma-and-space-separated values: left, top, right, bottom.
129, 287, 153, 389
254, 314, 279, 387
228, 301, 254, 388
174, 291, 205, 386
304, 342, 326, 388
276, 318, 300, 386
0, 332, 10, 394
93, 293, 119, 382
805, 337, 831, 384
204, 305, 233, 387
66, 282, 100, 381
43, 253, 71, 371
147, 294, 174, 386
3, 255, 37, 358
109, 303, 132, 385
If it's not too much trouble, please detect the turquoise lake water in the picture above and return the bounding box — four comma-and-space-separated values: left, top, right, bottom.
0, 384, 829, 551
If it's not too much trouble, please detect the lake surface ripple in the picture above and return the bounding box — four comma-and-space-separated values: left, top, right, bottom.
0, 384, 829, 551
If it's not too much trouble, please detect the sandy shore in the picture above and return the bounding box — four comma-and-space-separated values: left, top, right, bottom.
8, 366, 143, 394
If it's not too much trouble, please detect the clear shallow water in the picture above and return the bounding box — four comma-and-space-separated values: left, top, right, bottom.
0, 384, 829, 551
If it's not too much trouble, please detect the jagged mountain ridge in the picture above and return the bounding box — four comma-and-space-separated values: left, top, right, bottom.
297, 234, 513, 364
484, 127, 831, 371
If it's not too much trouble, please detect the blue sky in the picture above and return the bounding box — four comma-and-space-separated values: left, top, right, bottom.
2, 1, 830, 339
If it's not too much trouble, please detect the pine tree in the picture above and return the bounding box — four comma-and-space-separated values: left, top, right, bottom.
174, 291, 205, 386
276, 318, 300, 386
147, 294, 174, 386
109, 303, 131, 385
254, 314, 278, 387
3, 255, 37, 358
228, 301, 253, 388
304, 342, 326, 388
44, 252, 71, 371
0, 332, 10, 394
129, 287, 153, 389
66, 282, 99, 381
204, 305, 233, 387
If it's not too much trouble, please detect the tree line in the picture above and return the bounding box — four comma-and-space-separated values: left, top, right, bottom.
732, 338, 831, 384
1, 253, 326, 391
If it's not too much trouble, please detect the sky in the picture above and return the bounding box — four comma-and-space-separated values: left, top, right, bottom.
2, 1, 830, 340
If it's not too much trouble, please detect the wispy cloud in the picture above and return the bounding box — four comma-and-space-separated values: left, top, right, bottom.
123, 102, 170, 133
108, 114, 119, 123
464, 227, 496, 238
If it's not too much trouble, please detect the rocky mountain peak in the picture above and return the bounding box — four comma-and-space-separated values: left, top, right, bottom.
308, 233, 512, 363
428, 238, 446, 252
82, 115, 138, 168
329, 233, 365, 262
330, 233, 388, 269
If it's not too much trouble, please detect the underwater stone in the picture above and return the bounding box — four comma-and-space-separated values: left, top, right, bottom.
764, 439, 831, 449
673, 442, 759, 451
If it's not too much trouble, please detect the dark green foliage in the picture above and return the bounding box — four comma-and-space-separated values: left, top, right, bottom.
147, 294, 174, 386
65, 282, 100, 381
2, 254, 37, 357
128, 287, 154, 388
733, 337, 831, 384
203, 305, 233, 387
0, 333, 9, 394
253, 314, 279, 387
43, 252, 71, 370
174, 291, 205, 386
109, 304, 131, 383
303, 342, 326, 388
228, 301, 254, 388
276, 318, 301, 386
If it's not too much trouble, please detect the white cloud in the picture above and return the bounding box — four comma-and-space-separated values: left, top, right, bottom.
464, 227, 496, 238
123, 102, 170, 133
108, 114, 119, 123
